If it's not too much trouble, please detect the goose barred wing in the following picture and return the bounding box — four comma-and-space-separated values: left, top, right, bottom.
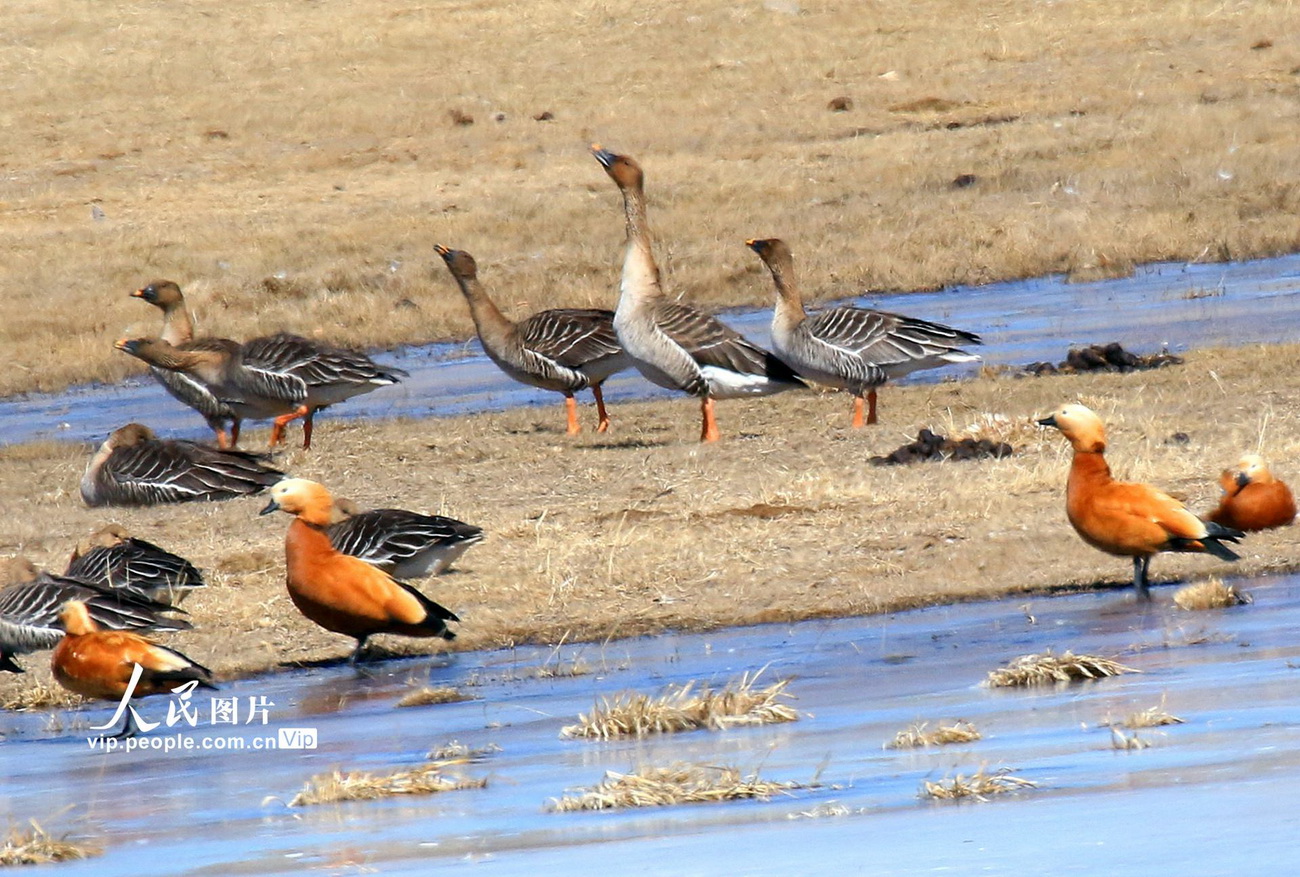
101, 440, 284, 505
244, 333, 408, 388
807, 308, 981, 369
517, 309, 622, 370
657, 302, 802, 382
328, 509, 484, 573
65, 538, 205, 596
150, 366, 236, 421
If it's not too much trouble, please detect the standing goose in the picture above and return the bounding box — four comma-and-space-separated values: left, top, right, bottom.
260, 478, 459, 662
52, 600, 215, 737
131, 282, 408, 449
131, 280, 241, 448
1038, 404, 1244, 598
435, 245, 629, 434
591, 145, 804, 442
329, 498, 485, 578
0, 562, 191, 674
747, 238, 981, 427
66, 525, 206, 601
81, 423, 285, 507
116, 337, 310, 448
1207, 454, 1296, 532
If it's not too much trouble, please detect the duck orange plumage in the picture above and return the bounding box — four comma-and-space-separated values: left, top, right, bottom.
260, 479, 458, 662
1038, 404, 1244, 598
52, 600, 215, 737
1207, 454, 1296, 532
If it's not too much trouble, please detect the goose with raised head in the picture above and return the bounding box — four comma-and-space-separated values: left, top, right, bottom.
747, 238, 980, 427
435, 245, 628, 434
260, 479, 459, 662
52, 600, 215, 737
329, 497, 484, 578
81, 423, 285, 507
591, 145, 804, 442
1038, 404, 1244, 598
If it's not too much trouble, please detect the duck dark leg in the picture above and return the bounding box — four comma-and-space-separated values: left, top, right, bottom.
348, 636, 370, 665
110, 710, 139, 739
1133, 556, 1152, 600
592, 385, 611, 433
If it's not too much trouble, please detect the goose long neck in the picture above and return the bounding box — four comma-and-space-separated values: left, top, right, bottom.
454, 275, 517, 349
159, 302, 194, 346
618, 185, 662, 307
765, 254, 807, 332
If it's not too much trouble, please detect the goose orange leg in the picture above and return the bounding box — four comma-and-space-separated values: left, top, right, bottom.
564, 395, 581, 435
302, 408, 317, 450
700, 397, 720, 443
269, 405, 310, 448
230, 419, 241, 448
593, 385, 611, 433
866, 388, 879, 425
851, 396, 866, 429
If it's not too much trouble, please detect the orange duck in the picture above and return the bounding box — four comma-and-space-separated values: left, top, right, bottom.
1038, 404, 1244, 598
259, 479, 458, 662
52, 600, 215, 737
1208, 454, 1296, 532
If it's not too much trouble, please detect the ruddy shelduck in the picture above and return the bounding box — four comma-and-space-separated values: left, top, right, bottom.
260, 479, 459, 662
1208, 454, 1296, 532
1038, 404, 1244, 598
52, 600, 215, 737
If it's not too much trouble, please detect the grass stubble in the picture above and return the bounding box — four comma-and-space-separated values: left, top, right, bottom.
0, 820, 99, 866
549, 764, 807, 812
985, 651, 1138, 687
3, 0, 1300, 398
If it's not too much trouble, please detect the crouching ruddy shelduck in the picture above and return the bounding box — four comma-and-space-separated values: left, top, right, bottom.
1208, 454, 1296, 532
260, 479, 459, 662
52, 600, 215, 737
1037, 404, 1244, 598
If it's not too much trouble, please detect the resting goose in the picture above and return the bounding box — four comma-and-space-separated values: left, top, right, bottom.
52, 600, 215, 737
747, 238, 981, 427
66, 524, 206, 601
260, 478, 459, 662
591, 145, 804, 442
80, 423, 285, 507
116, 337, 310, 448
1038, 404, 1244, 598
0, 562, 191, 673
1207, 454, 1296, 532
131, 280, 241, 447
329, 498, 485, 578
435, 245, 629, 434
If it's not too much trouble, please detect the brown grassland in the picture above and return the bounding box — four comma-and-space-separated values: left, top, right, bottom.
2, 0, 1299, 397
3, 344, 1300, 706
2, 0, 1300, 707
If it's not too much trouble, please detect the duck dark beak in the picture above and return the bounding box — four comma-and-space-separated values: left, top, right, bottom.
1036, 415, 1058, 428
1235, 471, 1251, 489
259, 498, 280, 516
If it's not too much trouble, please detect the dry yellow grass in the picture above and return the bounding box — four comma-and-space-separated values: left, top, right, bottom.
3, 0, 1300, 397
1174, 577, 1253, 610
549, 764, 804, 812
1104, 699, 1186, 730
561, 673, 797, 740
885, 721, 982, 750
395, 686, 471, 709
0, 821, 98, 866
288, 760, 487, 807
3, 344, 1300, 703
985, 651, 1138, 687
920, 767, 1037, 801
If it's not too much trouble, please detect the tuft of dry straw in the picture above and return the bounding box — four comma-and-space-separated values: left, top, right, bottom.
289, 760, 486, 807
426, 741, 502, 762
560, 673, 797, 740
1106, 698, 1186, 730
1174, 578, 1252, 611
395, 686, 470, 708
549, 763, 804, 812
921, 767, 1036, 801
0, 820, 98, 866
985, 650, 1137, 687
1, 682, 79, 711
886, 720, 982, 749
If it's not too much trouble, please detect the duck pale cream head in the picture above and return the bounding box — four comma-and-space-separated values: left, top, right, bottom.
260, 478, 336, 526
1037, 403, 1107, 453
1233, 454, 1275, 487
590, 144, 644, 191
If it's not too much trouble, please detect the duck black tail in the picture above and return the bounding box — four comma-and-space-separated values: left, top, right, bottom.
1201, 521, 1245, 562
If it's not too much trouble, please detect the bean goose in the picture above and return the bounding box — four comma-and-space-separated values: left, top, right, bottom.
435, 245, 629, 434
81, 423, 285, 507
590, 146, 804, 442
260, 479, 459, 662
329, 498, 484, 578
66, 524, 205, 600
0, 562, 190, 673
1038, 404, 1243, 598
52, 600, 215, 737
1207, 454, 1296, 532
747, 238, 981, 427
